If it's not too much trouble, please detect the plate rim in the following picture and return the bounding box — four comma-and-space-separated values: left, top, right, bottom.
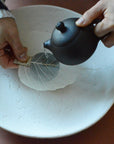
0, 5, 114, 138
1, 102, 113, 138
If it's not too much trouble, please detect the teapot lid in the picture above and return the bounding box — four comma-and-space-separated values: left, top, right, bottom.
51, 18, 80, 47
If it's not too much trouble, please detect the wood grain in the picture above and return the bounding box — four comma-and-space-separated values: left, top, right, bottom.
6, 0, 98, 14
0, 1, 113, 144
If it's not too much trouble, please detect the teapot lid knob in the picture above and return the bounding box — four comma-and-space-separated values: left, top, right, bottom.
56, 22, 66, 33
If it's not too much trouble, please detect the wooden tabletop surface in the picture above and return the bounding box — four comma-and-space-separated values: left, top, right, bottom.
0, 1, 114, 144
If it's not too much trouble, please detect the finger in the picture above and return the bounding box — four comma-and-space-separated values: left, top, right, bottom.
7, 59, 18, 69
0, 49, 5, 56
7, 33, 28, 62
0, 42, 8, 49
0, 54, 18, 69
102, 32, 114, 48
76, 1, 105, 26
95, 18, 114, 37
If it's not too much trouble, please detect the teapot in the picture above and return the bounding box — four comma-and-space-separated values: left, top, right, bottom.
43, 18, 100, 65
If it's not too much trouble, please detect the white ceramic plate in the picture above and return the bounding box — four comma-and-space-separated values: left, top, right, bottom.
0, 5, 114, 138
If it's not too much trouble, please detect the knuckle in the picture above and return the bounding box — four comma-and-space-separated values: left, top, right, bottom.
99, 0, 104, 6
104, 41, 112, 48
95, 23, 105, 37
14, 46, 26, 56
14, 44, 21, 51
84, 11, 91, 17
106, 18, 114, 30
110, 23, 114, 30
14, 50, 23, 57
8, 30, 17, 38
94, 29, 102, 37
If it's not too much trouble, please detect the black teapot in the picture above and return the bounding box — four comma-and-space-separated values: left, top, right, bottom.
43, 18, 100, 65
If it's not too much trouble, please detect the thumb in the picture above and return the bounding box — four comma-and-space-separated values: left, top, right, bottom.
7, 34, 28, 62
76, 1, 105, 27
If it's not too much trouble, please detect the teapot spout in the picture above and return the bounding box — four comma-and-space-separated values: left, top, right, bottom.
43, 40, 51, 51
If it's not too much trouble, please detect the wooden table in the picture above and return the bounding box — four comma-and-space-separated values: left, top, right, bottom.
0, 1, 114, 144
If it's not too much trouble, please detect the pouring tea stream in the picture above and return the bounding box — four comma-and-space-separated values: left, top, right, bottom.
13, 17, 108, 67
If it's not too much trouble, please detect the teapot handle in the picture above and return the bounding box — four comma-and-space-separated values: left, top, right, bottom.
91, 18, 111, 40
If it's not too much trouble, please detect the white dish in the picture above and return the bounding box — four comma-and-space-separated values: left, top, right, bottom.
18, 31, 78, 91
0, 5, 114, 138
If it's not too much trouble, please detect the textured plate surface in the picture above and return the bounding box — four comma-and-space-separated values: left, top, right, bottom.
0, 5, 114, 138
18, 31, 78, 91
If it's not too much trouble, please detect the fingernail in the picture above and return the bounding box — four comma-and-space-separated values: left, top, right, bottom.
76, 17, 84, 25
19, 53, 28, 61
